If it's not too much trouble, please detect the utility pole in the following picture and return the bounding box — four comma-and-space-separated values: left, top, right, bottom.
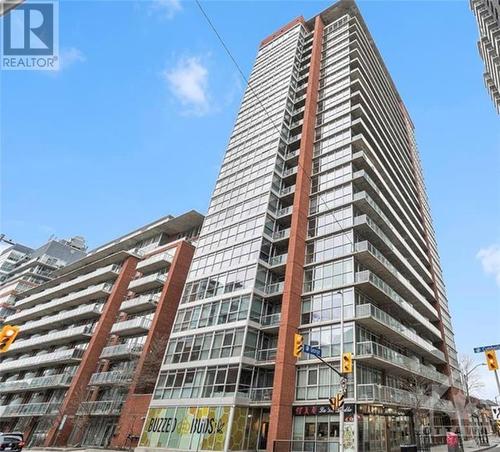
339, 290, 344, 452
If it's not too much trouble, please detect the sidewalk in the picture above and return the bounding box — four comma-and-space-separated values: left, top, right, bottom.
430, 437, 500, 452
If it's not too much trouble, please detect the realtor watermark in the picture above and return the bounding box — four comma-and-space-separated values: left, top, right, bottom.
1, 1, 59, 70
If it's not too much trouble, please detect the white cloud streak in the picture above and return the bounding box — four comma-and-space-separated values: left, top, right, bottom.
151, 0, 182, 19
163, 56, 210, 116
58, 47, 86, 71
477, 244, 500, 286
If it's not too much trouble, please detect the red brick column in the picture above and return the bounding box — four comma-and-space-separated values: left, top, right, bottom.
111, 240, 195, 447
44, 255, 139, 446
267, 16, 324, 450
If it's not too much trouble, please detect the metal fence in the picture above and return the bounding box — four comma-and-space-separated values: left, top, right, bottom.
273, 440, 339, 451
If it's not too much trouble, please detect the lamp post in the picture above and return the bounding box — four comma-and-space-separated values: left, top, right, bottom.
337, 290, 344, 452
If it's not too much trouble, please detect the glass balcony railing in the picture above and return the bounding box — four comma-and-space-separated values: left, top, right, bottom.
77, 400, 123, 416
136, 251, 175, 271
276, 206, 293, 218
269, 253, 287, 267
357, 384, 454, 412
0, 348, 85, 373
255, 348, 277, 363
120, 293, 161, 313
280, 185, 296, 197
0, 373, 73, 393
129, 273, 167, 291
89, 370, 134, 386
357, 341, 448, 385
355, 303, 443, 360
2, 401, 61, 417
110, 316, 152, 335
264, 281, 284, 295
21, 303, 103, 334
283, 166, 298, 178
100, 343, 144, 360
7, 283, 113, 324
250, 387, 274, 402
260, 312, 281, 328
15, 264, 121, 309
272, 228, 290, 241
355, 271, 442, 341
9, 324, 94, 352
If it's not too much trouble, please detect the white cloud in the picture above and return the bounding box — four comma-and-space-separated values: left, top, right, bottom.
58, 47, 86, 71
151, 0, 182, 19
477, 244, 500, 286
163, 56, 210, 116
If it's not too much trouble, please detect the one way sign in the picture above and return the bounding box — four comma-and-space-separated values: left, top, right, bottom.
491, 406, 500, 421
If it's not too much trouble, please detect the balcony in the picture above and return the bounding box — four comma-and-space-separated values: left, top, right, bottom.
1, 401, 61, 417
282, 166, 298, 179
245, 348, 276, 367
260, 313, 281, 332
0, 348, 85, 373
355, 304, 445, 364
268, 253, 287, 273
120, 293, 160, 314
356, 341, 449, 386
276, 206, 293, 219
279, 185, 296, 198
129, 273, 167, 292
357, 384, 454, 412
89, 370, 134, 386
136, 251, 175, 273
354, 271, 442, 341
272, 228, 290, 242
285, 149, 299, 161
9, 324, 93, 353
15, 264, 121, 309
262, 281, 284, 297
354, 241, 437, 319
0, 373, 73, 394
111, 317, 152, 336
7, 283, 113, 324
100, 343, 144, 360
250, 387, 273, 403
77, 400, 123, 416
21, 303, 103, 335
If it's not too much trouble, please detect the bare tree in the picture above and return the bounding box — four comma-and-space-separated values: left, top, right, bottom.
459, 354, 485, 412
402, 374, 435, 435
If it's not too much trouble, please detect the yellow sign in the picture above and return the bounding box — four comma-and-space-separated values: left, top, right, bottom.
139, 406, 229, 451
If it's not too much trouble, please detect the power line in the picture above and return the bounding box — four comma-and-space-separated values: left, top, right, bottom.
194, 0, 355, 249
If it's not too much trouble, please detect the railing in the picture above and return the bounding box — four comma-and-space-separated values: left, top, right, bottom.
273, 440, 339, 451
357, 384, 454, 411
0, 373, 73, 393
7, 282, 113, 323
100, 343, 144, 359
269, 254, 287, 267
354, 271, 442, 345
89, 370, 134, 386
77, 400, 123, 416
265, 282, 284, 295
15, 264, 121, 308
111, 316, 152, 334
0, 348, 85, 373
273, 228, 291, 241
129, 273, 167, 289
2, 401, 61, 417
21, 303, 103, 333
9, 324, 94, 352
260, 313, 281, 327
255, 348, 277, 362
250, 387, 274, 401
285, 150, 299, 159
357, 341, 448, 385
120, 293, 160, 311
283, 166, 298, 177
280, 185, 296, 196
137, 251, 175, 269
276, 206, 293, 217
355, 303, 440, 356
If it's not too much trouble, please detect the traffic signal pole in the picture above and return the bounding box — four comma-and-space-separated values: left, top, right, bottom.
495, 369, 500, 396
339, 291, 344, 452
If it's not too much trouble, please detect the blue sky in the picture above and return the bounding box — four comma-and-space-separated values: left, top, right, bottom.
1, 0, 499, 397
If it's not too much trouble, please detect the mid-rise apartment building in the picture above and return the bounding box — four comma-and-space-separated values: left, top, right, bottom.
0, 236, 87, 322
471, 0, 500, 112
0, 211, 203, 448
138, 2, 462, 451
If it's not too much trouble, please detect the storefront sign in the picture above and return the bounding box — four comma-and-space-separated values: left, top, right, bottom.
139, 406, 229, 450
293, 404, 355, 416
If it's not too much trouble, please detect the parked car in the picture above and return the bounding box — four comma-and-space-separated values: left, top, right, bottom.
0, 432, 24, 451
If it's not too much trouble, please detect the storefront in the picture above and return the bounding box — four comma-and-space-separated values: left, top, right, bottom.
138, 405, 269, 451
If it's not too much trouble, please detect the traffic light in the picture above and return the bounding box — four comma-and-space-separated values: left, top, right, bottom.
342, 352, 353, 373
0, 325, 20, 353
485, 349, 499, 371
293, 333, 304, 357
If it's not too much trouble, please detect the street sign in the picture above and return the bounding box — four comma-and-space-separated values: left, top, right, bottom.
491, 406, 500, 421
474, 344, 500, 353
329, 393, 345, 411
304, 344, 322, 358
